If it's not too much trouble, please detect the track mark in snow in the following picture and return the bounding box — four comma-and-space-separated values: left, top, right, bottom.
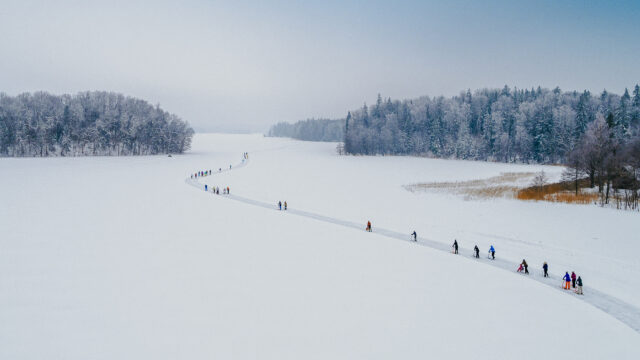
186, 157, 640, 334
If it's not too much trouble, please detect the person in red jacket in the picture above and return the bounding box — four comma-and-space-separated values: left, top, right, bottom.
366, 221, 372, 232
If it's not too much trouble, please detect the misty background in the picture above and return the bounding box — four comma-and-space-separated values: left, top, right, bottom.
1, 0, 639, 133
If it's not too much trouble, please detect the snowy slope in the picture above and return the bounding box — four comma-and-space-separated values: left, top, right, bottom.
1, 133, 639, 359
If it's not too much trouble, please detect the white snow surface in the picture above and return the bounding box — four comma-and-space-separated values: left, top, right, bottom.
1, 133, 639, 359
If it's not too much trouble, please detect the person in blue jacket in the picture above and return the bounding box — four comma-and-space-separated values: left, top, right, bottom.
489, 245, 495, 259
205, 184, 208, 192
563, 272, 571, 290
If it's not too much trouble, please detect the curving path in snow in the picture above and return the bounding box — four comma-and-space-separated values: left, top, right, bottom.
186, 155, 640, 334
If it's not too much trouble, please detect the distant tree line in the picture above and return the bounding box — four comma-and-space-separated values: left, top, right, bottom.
268, 118, 344, 142
344, 86, 640, 161
0, 91, 194, 157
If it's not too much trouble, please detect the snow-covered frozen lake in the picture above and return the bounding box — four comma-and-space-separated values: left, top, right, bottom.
1, 133, 639, 359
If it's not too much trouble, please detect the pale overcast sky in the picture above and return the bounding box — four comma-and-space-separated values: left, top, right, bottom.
1, 0, 639, 132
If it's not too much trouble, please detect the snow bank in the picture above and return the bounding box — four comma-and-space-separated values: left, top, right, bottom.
0, 133, 638, 359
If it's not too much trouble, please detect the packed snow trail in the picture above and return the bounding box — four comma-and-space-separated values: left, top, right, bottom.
186, 156, 640, 334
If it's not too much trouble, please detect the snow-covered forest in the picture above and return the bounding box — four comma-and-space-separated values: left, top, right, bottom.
268, 118, 344, 142
343, 86, 638, 162
0, 91, 194, 157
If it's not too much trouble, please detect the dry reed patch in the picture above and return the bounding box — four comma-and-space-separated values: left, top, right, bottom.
405, 172, 536, 199
516, 178, 599, 204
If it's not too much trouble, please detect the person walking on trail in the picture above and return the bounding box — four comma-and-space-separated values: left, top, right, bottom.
517, 263, 524, 273
366, 221, 372, 232
411, 231, 417, 242
489, 245, 495, 260
284, 201, 287, 210
543, 262, 549, 277
227, 186, 230, 194
522, 259, 529, 274
278, 201, 282, 210
576, 276, 583, 295
474, 245, 479, 258
205, 184, 208, 192
563, 272, 571, 290
452, 240, 459, 254
571, 271, 577, 288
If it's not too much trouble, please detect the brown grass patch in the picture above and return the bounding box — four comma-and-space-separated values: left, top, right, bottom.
516, 178, 599, 204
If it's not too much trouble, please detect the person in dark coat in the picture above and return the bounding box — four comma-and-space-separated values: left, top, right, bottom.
474, 245, 479, 258
571, 271, 577, 288
543, 262, 549, 277
576, 276, 583, 295
522, 259, 529, 274
411, 231, 417, 241
453, 240, 459, 254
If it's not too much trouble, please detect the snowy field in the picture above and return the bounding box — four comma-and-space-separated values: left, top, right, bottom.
1, 133, 639, 359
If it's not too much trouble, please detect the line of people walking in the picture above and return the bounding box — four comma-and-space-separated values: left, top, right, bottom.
203, 185, 230, 194
191, 169, 212, 179
367, 221, 585, 296
192, 152, 250, 194
563, 271, 583, 294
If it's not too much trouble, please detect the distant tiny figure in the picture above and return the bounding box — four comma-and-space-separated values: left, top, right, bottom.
571, 271, 577, 288
230, 165, 232, 169
452, 240, 458, 254
366, 221, 372, 232
226, 186, 230, 194
517, 263, 524, 272
284, 201, 287, 210
205, 184, 208, 192
543, 262, 549, 277
278, 201, 282, 210
473, 245, 479, 258
411, 231, 417, 242
576, 276, 583, 295
563, 272, 571, 290
489, 245, 495, 260
522, 259, 529, 274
